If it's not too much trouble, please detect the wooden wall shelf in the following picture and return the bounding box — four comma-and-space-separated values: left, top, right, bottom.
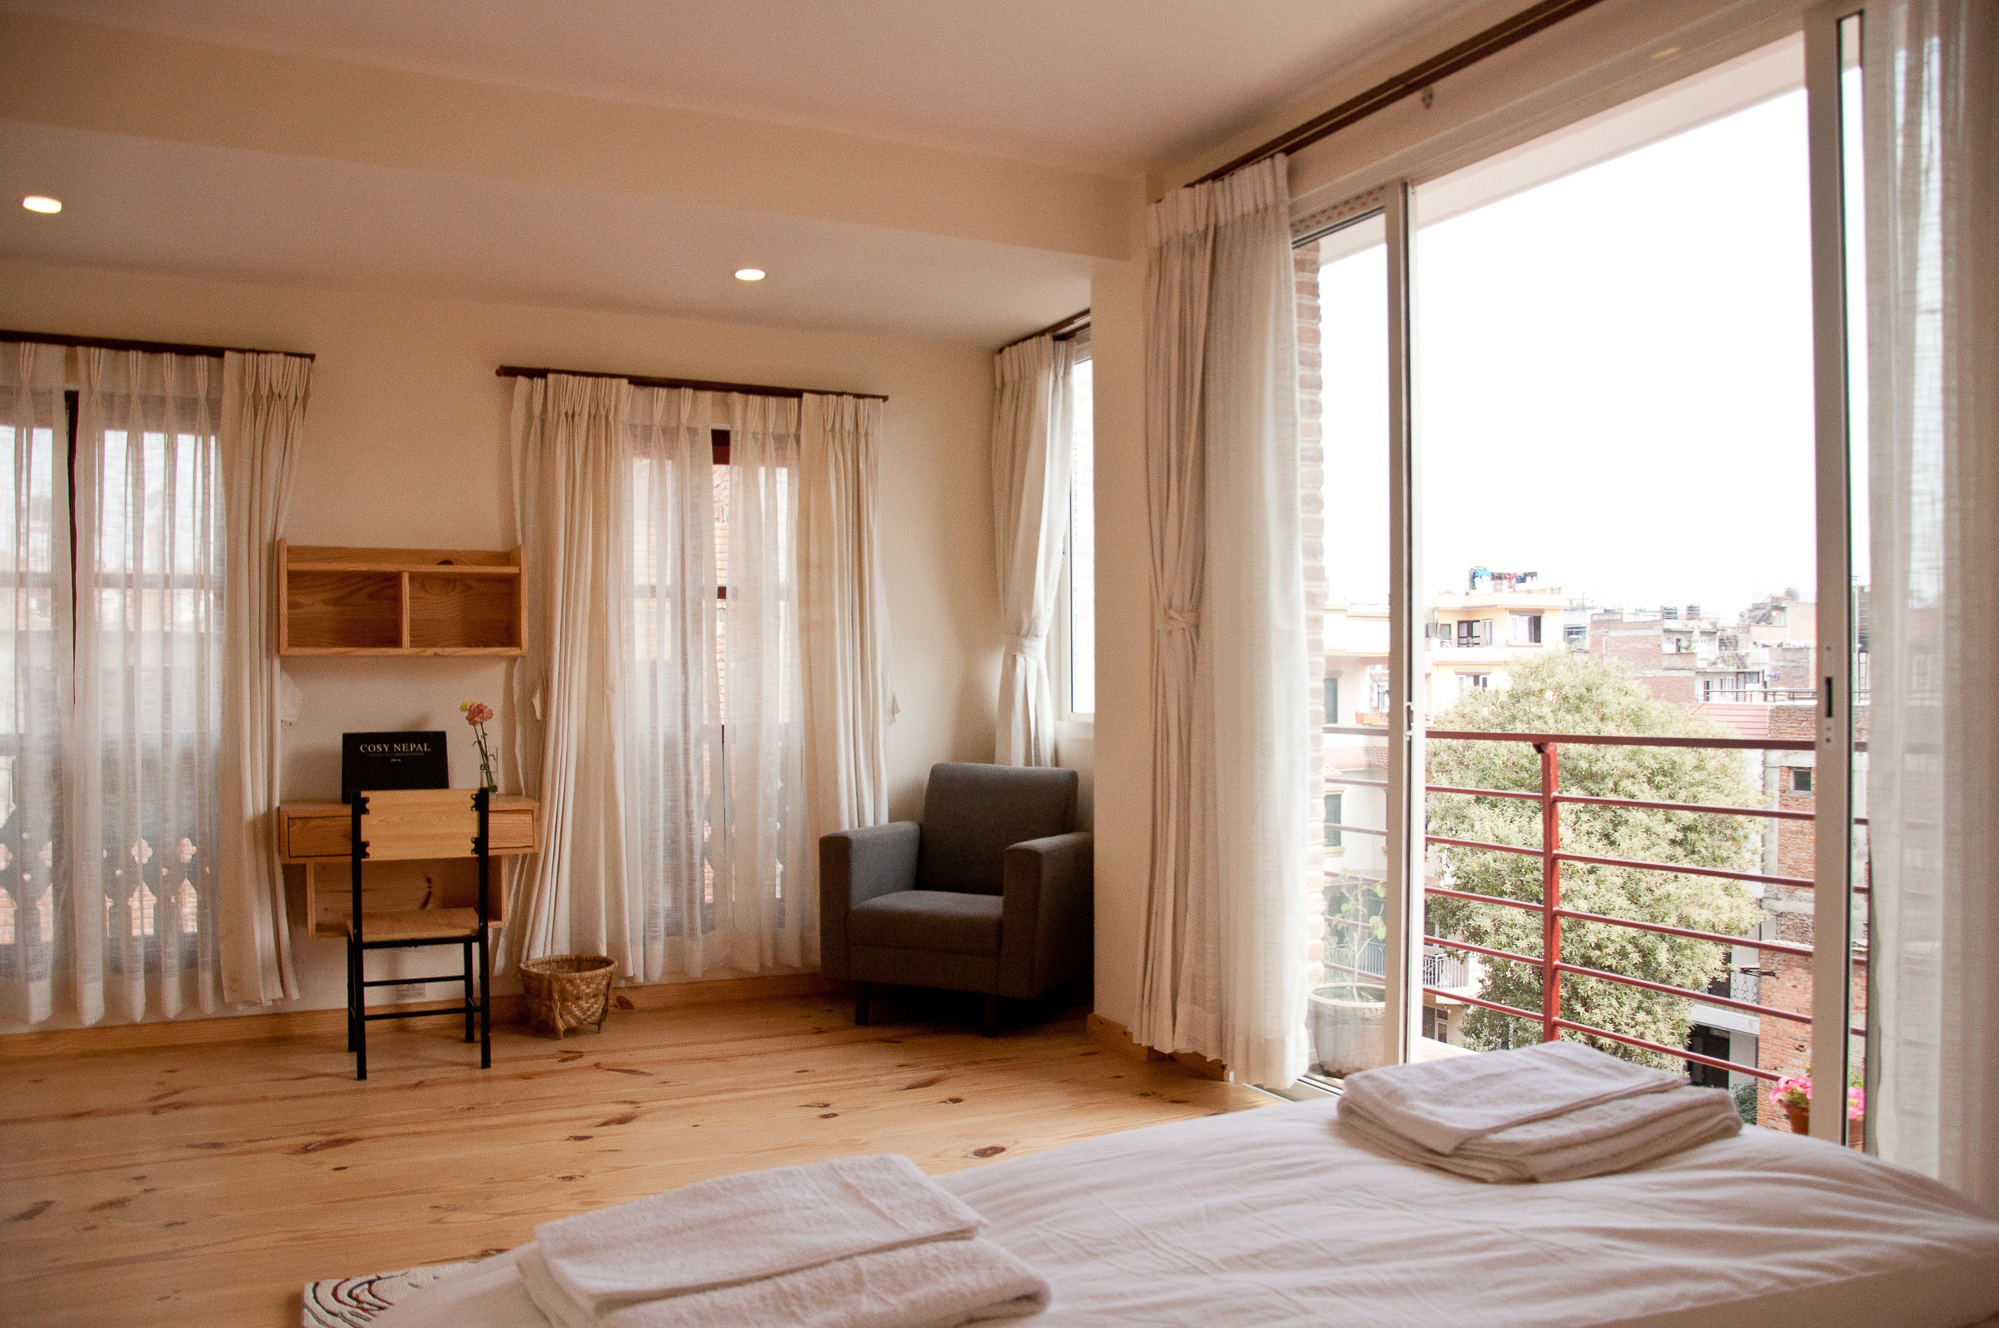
279, 542, 527, 656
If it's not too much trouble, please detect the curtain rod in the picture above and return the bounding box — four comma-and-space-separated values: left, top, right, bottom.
0, 329, 316, 360
496, 365, 887, 402
1194, 0, 1610, 185
998, 308, 1091, 353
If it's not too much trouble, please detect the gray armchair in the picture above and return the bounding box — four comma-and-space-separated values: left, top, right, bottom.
820, 762, 1092, 1036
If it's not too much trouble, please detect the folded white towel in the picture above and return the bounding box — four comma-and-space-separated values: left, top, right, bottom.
519, 1238, 1051, 1328
1339, 1084, 1743, 1182
1337, 1039, 1686, 1154
535, 1154, 985, 1316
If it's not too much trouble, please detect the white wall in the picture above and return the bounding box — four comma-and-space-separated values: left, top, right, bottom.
0, 256, 1002, 1016
1085, 257, 1148, 1030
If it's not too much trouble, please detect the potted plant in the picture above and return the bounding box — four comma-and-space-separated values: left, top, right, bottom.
1768, 1070, 1864, 1135
1310, 874, 1388, 1077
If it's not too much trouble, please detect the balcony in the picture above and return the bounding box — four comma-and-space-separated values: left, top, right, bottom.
1319, 724, 1861, 1087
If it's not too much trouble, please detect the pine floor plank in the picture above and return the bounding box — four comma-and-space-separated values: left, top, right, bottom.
0, 989, 1267, 1327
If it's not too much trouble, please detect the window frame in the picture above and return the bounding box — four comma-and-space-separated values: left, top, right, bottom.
1289, 12, 1865, 1137
1054, 331, 1094, 723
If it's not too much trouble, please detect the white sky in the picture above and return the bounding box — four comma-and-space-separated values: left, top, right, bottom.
1321, 88, 1819, 619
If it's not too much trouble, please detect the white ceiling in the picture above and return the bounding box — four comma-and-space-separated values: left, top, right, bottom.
0, 0, 1492, 343
2, 0, 1481, 173
0, 119, 1099, 343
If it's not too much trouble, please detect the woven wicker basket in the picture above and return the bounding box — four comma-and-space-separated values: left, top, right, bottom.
520, 954, 615, 1039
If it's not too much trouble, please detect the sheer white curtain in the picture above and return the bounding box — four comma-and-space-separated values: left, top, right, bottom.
623, 385, 717, 980
990, 334, 1074, 766
0, 343, 69, 1027
798, 393, 894, 929
522, 380, 819, 980
1134, 156, 1310, 1088
509, 373, 635, 974
216, 350, 309, 1007
74, 349, 225, 1025
719, 393, 811, 970
1864, 0, 1999, 1209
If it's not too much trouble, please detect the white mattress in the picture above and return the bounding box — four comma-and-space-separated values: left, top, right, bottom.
377, 1097, 1999, 1328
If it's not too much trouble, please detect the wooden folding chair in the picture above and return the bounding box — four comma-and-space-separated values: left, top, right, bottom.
346, 788, 494, 1081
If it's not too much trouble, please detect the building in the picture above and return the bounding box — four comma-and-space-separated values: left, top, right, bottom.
1323, 568, 1572, 730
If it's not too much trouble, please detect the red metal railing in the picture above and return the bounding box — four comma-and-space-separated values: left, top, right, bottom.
1323, 725, 1852, 1083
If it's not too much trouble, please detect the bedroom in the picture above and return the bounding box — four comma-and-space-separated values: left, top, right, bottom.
2, 1, 1995, 1325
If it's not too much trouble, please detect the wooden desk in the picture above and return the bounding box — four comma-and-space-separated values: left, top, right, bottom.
277, 795, 540, 940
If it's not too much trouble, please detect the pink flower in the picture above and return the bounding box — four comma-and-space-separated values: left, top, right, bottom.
1770, 1075, 1811, 1110
1847, 1086, 1865, 1121
462, 701, 494, 727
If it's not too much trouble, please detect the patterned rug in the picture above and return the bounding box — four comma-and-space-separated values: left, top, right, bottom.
302, 1262, 469, 1327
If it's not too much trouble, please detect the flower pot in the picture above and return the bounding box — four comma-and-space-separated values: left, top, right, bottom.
1309, 983, 1385, 1078
1782, 1101, 1810, 1134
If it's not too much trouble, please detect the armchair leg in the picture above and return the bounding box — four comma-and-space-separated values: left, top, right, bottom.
983, 993, 998, 1038
856, 982, 871, 1027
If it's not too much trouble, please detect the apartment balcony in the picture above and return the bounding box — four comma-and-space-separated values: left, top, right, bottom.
1318, 723, 1863, 1087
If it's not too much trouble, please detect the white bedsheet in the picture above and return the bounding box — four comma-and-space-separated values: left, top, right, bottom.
376, 1098, 1999, 1328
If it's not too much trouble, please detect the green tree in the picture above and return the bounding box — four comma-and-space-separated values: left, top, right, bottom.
1426, 652, 1764, 1068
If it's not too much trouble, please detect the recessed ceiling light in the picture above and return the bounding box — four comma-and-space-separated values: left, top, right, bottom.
735, 268, 766, 282
21, 195, 62, 214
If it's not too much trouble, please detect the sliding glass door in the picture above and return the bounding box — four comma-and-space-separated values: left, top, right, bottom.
1298, 15, 1870, 1147
1300, 207, 1397, 1079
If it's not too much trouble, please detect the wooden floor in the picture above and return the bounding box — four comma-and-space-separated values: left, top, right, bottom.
0, 986, 1267, 1328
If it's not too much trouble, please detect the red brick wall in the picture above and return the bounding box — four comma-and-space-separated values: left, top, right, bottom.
1759, 705, 1820, 1129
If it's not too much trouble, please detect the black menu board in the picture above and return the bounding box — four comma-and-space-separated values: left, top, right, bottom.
341, 731, 449, 804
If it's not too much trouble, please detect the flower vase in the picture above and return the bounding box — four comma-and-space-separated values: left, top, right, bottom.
1782, 1101, 1810, 1134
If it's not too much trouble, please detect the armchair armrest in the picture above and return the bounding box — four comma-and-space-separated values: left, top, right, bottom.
819, 821, 920, 980
998, 830, 1094, 1000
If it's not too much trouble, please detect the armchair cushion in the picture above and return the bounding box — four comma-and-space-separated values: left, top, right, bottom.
849, 890, 1003, 956
915, 763, 1078, 896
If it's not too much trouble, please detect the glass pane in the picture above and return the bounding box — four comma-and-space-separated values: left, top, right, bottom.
1303, 209, 1395, 1081
1840, 10, 1870, 1150
1067, 352, 1095, 715
1411, 40, 1821, 1124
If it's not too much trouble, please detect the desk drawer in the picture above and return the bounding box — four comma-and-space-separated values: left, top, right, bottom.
286, 814, 354, 859
283, 807, 535, 858
487, 809, 536, 851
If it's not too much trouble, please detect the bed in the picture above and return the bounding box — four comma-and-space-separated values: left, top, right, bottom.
377, 1096, 1999, 1327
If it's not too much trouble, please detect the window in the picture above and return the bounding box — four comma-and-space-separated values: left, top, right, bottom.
1322, 675, 1338, 725
1062, 339, 1094, 717
1792, 767, 1813, 794
1323, 792, 1343, 848
1686, 1026, 1734, 1089
624, 395, 809, 974
1366, 665, 1390, 714
1422, 1005, 1450, 1042
1291, 24, 1867, 1133
1, 348, 224, 1023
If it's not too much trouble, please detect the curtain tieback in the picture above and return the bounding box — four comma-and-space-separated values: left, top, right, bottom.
1004, 634, 1047, 659
1156, 609, 1200, 635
